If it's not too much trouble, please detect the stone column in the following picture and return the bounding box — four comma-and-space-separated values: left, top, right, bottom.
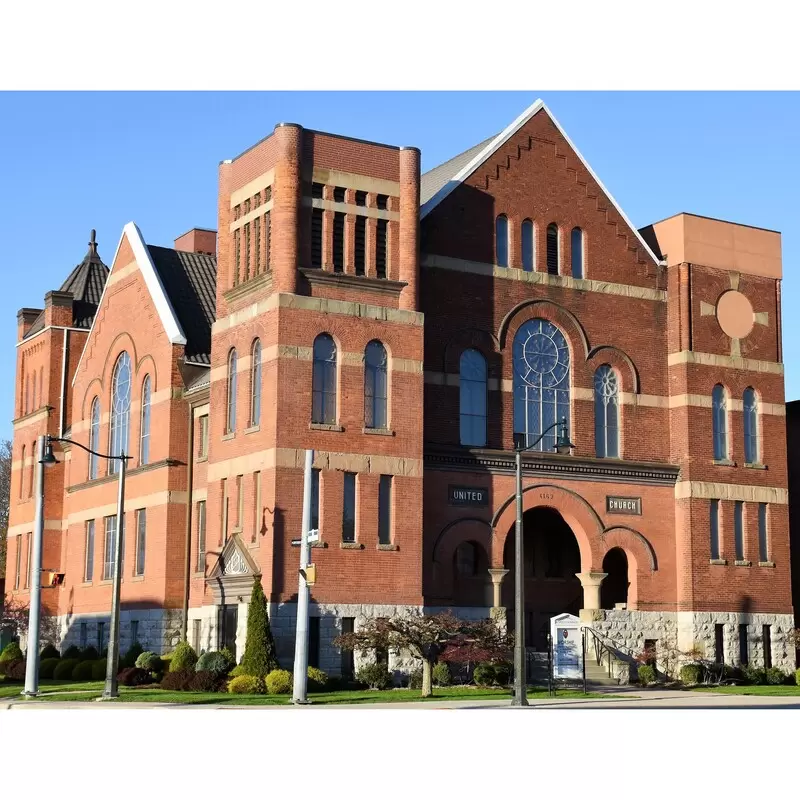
488, 568, 509, 630
577, 572, 607, 622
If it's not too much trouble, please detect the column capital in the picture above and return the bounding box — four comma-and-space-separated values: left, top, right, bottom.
576, 571, 608, 588
488, 568, 510, 585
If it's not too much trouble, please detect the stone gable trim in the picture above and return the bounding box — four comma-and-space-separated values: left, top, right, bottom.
422, 253, 666, 302
668, 351, 783, 375
674, 481, 787, 504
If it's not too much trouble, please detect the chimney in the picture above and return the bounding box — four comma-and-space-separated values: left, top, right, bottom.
44, 290, 74, 327
17, 308, 43, 341
174, 228, 217, 257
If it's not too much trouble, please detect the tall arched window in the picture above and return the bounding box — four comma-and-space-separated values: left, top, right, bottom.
140, 375, 151, 465
594, 364, 619, 458
250, 339, 262, 427
513, 319, 570, 451
109, 351, 132, 475
226, 349, 237, 433
364, 340, 388, 429
460, 349, 487, 447
312, 334, 337, 425
32, 372, 37, 411
571, 227, 584, 278
546, 223, 559, 275
743, 387, 759, 464
712, 383, 728, 461
89, 397, 100, 479
521, 219, 534, 271
495, 215, 509, 267
19, 445, 25, 499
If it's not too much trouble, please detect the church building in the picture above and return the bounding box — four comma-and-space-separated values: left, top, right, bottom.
6, 98, 795, 676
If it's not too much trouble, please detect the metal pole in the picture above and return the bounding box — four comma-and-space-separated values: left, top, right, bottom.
22, 435, 46, 697
512, 447, 528, 707
582, 628, 587, 695
103, 453, 126, 699
292, 449, 313, 705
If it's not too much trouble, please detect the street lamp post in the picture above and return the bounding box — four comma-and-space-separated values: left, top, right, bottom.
42, 436, 129, 699
511, 416, 574, 708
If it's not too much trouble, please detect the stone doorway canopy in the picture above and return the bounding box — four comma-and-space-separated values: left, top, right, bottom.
207, 534, 260, 606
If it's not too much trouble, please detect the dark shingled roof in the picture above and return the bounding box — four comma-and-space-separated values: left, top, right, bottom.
420, 134, 497, 207
24, 231, 109, 339
147, 245, 217, 365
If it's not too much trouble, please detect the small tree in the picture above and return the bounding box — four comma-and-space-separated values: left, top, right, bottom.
240, 577, 278, 677
334, 611, 511, 698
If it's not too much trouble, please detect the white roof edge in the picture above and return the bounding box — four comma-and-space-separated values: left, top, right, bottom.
72, 222, 188, 387
420, 98, 663, 266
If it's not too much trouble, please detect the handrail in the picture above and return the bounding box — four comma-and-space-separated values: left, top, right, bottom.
582, 625, 636, 680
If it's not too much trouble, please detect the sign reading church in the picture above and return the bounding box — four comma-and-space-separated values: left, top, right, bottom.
606, 496, 642, 515
448, 486, 489, 507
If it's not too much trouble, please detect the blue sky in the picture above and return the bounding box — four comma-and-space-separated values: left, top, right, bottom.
1, 91, 798, 439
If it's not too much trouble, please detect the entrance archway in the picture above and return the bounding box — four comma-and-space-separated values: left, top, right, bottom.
600, 547, 629, 609
502, 507, 583, 651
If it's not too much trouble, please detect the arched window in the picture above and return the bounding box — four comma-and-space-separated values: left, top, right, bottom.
594, 365, 619, 458
743, 387, 759, 464
459, 349, 487, 447
226, 349, 237, 433
19, 445, 25, 499
364, 340, 388, 429
521, 219, 534, 271
495, 215, 509, 267
109, 351, 132, 475
140, 376, 151, 465
250, 339, 262, 427
712, 384, 728, 461
39, 367, 43, 405
571, 227, 584, 278
455, 541, 479, 577
32, 372, 37, 411
89, 397, 100, 479
312, 334, 337, 425
546, 223, 559, 275
513, 319, 570, 451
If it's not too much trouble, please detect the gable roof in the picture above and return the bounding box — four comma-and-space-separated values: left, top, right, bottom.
419, 98, 662, 266
420, 134, 497, 207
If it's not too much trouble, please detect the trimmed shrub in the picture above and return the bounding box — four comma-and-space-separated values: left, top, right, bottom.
117, 667, 151, 687
680, 664, 702, 685
795, 668, 800, 687
433, 662, 452, 687
473, 663, 496, 687
240, 578, 278, 677
62, 645, 81, 660
53, 659, 80, 680
493, 662, 511, 686
0, 642, 23, 665
196, 651, 232, 677
638, 665, 657, 686
765, 667, 787, 685
219, 648, 236, 671
307, 667, 328, 692
120, 642, 144, 669
39, 657, 61, 679
40, 644, 60, 660
355, 663, 392, 690
6, 660, 27, 681
169, 641, 198, 673
228, 675, 266, 694
408, 668, 423, 690
72, 660, 94, 681
189, 670, 224, 692
92, 660, 108, 681
266, 669, 293, 695
229, 664, 247, 678
135, 651, 162, 674
80, 646, 100, 661
160, 668, 195, 691
742, 664, 766, 685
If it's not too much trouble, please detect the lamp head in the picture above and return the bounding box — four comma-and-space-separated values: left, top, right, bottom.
41, 439, 58, 467
554, 417, 575, 456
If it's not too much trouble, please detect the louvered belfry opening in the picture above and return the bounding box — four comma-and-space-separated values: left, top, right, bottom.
546, 223, 559, 275
332, 212, 345, 272
311, 208, 323, 268
354, 215, 366, 276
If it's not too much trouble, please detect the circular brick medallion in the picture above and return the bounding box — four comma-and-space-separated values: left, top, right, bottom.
716, 290, 754, 339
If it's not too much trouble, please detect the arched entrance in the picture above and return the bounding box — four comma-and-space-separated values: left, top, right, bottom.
502, 507, 583, 652
600, 547, 629, 609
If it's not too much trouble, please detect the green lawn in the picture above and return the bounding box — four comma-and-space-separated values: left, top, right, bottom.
693, 684, 800, 697
5, 684, 612, 706
0, 679, 105, 698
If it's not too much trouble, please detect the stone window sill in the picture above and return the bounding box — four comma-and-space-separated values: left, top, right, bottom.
221, 432, 235, 441
709, 558, 728, 566
310, 423, 344, 432
340, 542, 364, 550
712, 459, 736, 467
363, 427, 395, 437
192, 571, 206, 578
734, 559, 752, 567
80, 581, 92, 587
758, 561, 775, 568
130, 575, 145, 582
377, 543, 399, 551
744, 462, 767, 470
196, 455, 208, 463
310, 541, 327, 549
245, 424, 260, 435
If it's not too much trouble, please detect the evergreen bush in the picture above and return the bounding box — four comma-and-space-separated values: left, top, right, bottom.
91, 659, 108, 680
135, 651, 162, 674
741, 664, 766, 685
219, 648, 236, 672
80, 646, 100, 661
473, 663, 496, 687
638, 664, 657, 686
121, 642, 144, 669
53, 659, 79, 680
228, 675, 265, 694
72, 660, 95, 681
189, 670, 224, 692
432, 662, 452, 687
679, 664, 702, 685
795, 668, 800, 686
408, 668, 423, 690
265, 669, 293, 694
160, 668, 195, 691
493, 662, 511, 686
240, 578, 278, 677
307, 666, 328, 692
229, 664, 247, 678
6, 660, 26, 681
169, 641, 198, 672
765, 667, 787, 685
39, 658, 61, 679
62, 645, 81, 659
117, 667, 151, 687
40, 644, 60, 660
0, 641, 23, 665
355, 663, 392, 690
196, 651, 232, 676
